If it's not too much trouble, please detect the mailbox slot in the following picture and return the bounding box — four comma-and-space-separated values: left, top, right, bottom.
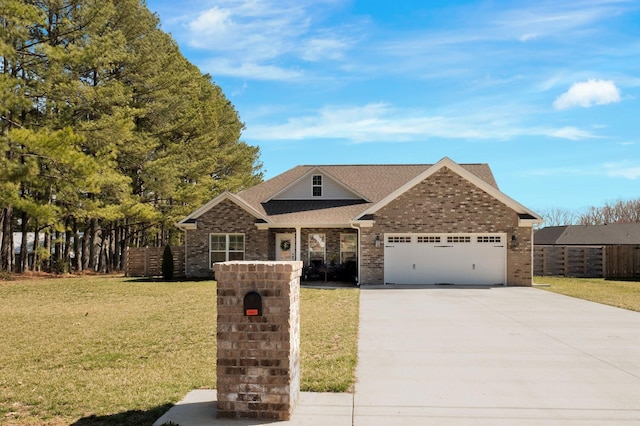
244, 291, 262, 316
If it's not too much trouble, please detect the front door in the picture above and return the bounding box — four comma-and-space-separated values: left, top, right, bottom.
276, 233, 296, 261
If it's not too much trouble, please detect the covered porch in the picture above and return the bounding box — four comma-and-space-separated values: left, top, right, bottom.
264, 227, 359, 284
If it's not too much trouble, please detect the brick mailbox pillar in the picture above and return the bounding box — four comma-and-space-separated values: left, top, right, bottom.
213, 261, 303, 420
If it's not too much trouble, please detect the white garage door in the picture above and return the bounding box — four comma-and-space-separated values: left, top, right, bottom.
384, 233, 506, 285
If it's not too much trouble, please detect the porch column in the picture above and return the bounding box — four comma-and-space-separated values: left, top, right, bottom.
295, 227, 301, 262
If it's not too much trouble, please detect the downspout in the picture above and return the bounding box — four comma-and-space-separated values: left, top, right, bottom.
350, 223, 361, 286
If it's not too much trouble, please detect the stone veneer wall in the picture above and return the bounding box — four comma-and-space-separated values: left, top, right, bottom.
214, 261, 302, 420
185, 199, 269, 277
359, 167, 533, 286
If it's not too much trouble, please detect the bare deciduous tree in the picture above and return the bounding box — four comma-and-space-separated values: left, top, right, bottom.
537, 207, 579, 227
578, 199, 640, 225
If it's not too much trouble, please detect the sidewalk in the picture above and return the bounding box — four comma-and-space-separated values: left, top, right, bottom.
155, 287, 640, 425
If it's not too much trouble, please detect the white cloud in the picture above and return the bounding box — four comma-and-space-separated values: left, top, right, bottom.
201, 59, 303, 81
185, 2, 305, 61
553, 79, 621, 110
301, 37, 349, 61
550, 126, 598, 140
604, 162, 640, 179
244, 103, 599, 142
519, 33, 539, 42
179, 0, 358, 80
188, 7, 232, 36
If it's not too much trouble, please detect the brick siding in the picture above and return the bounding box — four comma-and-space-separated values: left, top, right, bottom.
359, 167, 533, 286
184, 167, 534, 286
185, 199, 269, 277
214, 261, 302, 420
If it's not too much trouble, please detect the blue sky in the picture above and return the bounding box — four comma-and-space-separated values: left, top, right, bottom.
145, 0, 640, 215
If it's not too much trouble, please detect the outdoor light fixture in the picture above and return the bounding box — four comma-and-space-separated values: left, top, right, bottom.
375, 235, 381, 248
511, 234, 519, 248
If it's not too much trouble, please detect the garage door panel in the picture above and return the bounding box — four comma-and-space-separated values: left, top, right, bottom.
384, 234, 506, 285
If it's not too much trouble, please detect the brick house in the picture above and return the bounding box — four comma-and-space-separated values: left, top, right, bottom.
176, 157, 542, 286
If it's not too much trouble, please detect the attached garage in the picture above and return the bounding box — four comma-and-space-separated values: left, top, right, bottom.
384, 233, 506, 285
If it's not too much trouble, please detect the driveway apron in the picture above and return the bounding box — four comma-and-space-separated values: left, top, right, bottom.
353, 287, 640, 425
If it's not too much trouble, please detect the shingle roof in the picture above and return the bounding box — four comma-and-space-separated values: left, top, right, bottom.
535, 223, 640, 245
235, 163, 498, 225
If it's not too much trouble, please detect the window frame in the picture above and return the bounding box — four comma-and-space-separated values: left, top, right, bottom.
308, 233, 326, 264
340, 233, 358, 264
312, 174, 322, 197
209, 233, 245, 268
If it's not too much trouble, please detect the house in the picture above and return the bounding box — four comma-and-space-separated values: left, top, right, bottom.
534, 223, 640, 278
176, 157, 542, 286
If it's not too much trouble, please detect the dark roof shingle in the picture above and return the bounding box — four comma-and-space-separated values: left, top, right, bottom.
236, 163, 498, 225
535, 223, 640, 245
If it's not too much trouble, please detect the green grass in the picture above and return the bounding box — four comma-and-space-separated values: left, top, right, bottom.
534, 276, 640, 312
300, 288, 359, 392
0, 276, 359, 425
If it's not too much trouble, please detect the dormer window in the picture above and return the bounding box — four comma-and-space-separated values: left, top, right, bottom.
312, 175, 322, 197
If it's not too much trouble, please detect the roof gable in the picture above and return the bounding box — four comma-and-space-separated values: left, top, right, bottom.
358, 157, 542, 224
267, 166, 367, 201
177, 159, 541, 228
175, 191, 269, 229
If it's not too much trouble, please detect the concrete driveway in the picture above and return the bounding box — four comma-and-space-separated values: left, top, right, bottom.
354, 286, 640, 425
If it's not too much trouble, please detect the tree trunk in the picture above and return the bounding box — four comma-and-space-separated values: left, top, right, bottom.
54, 229, 62, 273
19, 211, 29, 273
87, 219, 98, 271
1, 207, 14, 272
33, 220, 40, 272
64, 217, 72, 271
98, 225, 110, 273
43, 229, 51, 272
73, 218, 81, 272
113, 221, 121, 270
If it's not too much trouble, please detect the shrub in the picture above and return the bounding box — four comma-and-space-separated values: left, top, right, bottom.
161, 245, 174, 281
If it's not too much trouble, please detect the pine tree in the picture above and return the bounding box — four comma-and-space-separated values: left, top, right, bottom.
0, 0, 263, 273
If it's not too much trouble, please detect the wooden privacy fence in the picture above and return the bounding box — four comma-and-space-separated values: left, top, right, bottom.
534, 245, 640, 279
125, 246, 185, 277
605, 245, 640, 279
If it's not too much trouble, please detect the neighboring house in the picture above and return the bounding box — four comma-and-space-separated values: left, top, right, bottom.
534, 223, 640, 278
176, 157, 542, 286
535, 223, 640, 246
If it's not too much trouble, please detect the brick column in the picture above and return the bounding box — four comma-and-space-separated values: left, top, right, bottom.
214, 261, 302, 420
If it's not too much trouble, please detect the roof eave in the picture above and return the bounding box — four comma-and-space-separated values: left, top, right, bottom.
255, 222, 355, 229
177, 191, 271, 226
360, 157, 542, 221
175, 222, 197, 230
519, 218, 544, 227
350, 220, 375, 228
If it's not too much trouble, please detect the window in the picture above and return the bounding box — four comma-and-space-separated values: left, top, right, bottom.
477, 236, 501, 243
447, 236, 471, 243
417, 236, 441, 243
340, 233, 357, 263
388, 236, 412, 243
210, 233, 245, 267
312, 175, 322, 197
308, 233, 326, 263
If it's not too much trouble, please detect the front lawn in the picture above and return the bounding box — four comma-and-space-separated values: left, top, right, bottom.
0, 276, 359, 425
534, 276, 640, 312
